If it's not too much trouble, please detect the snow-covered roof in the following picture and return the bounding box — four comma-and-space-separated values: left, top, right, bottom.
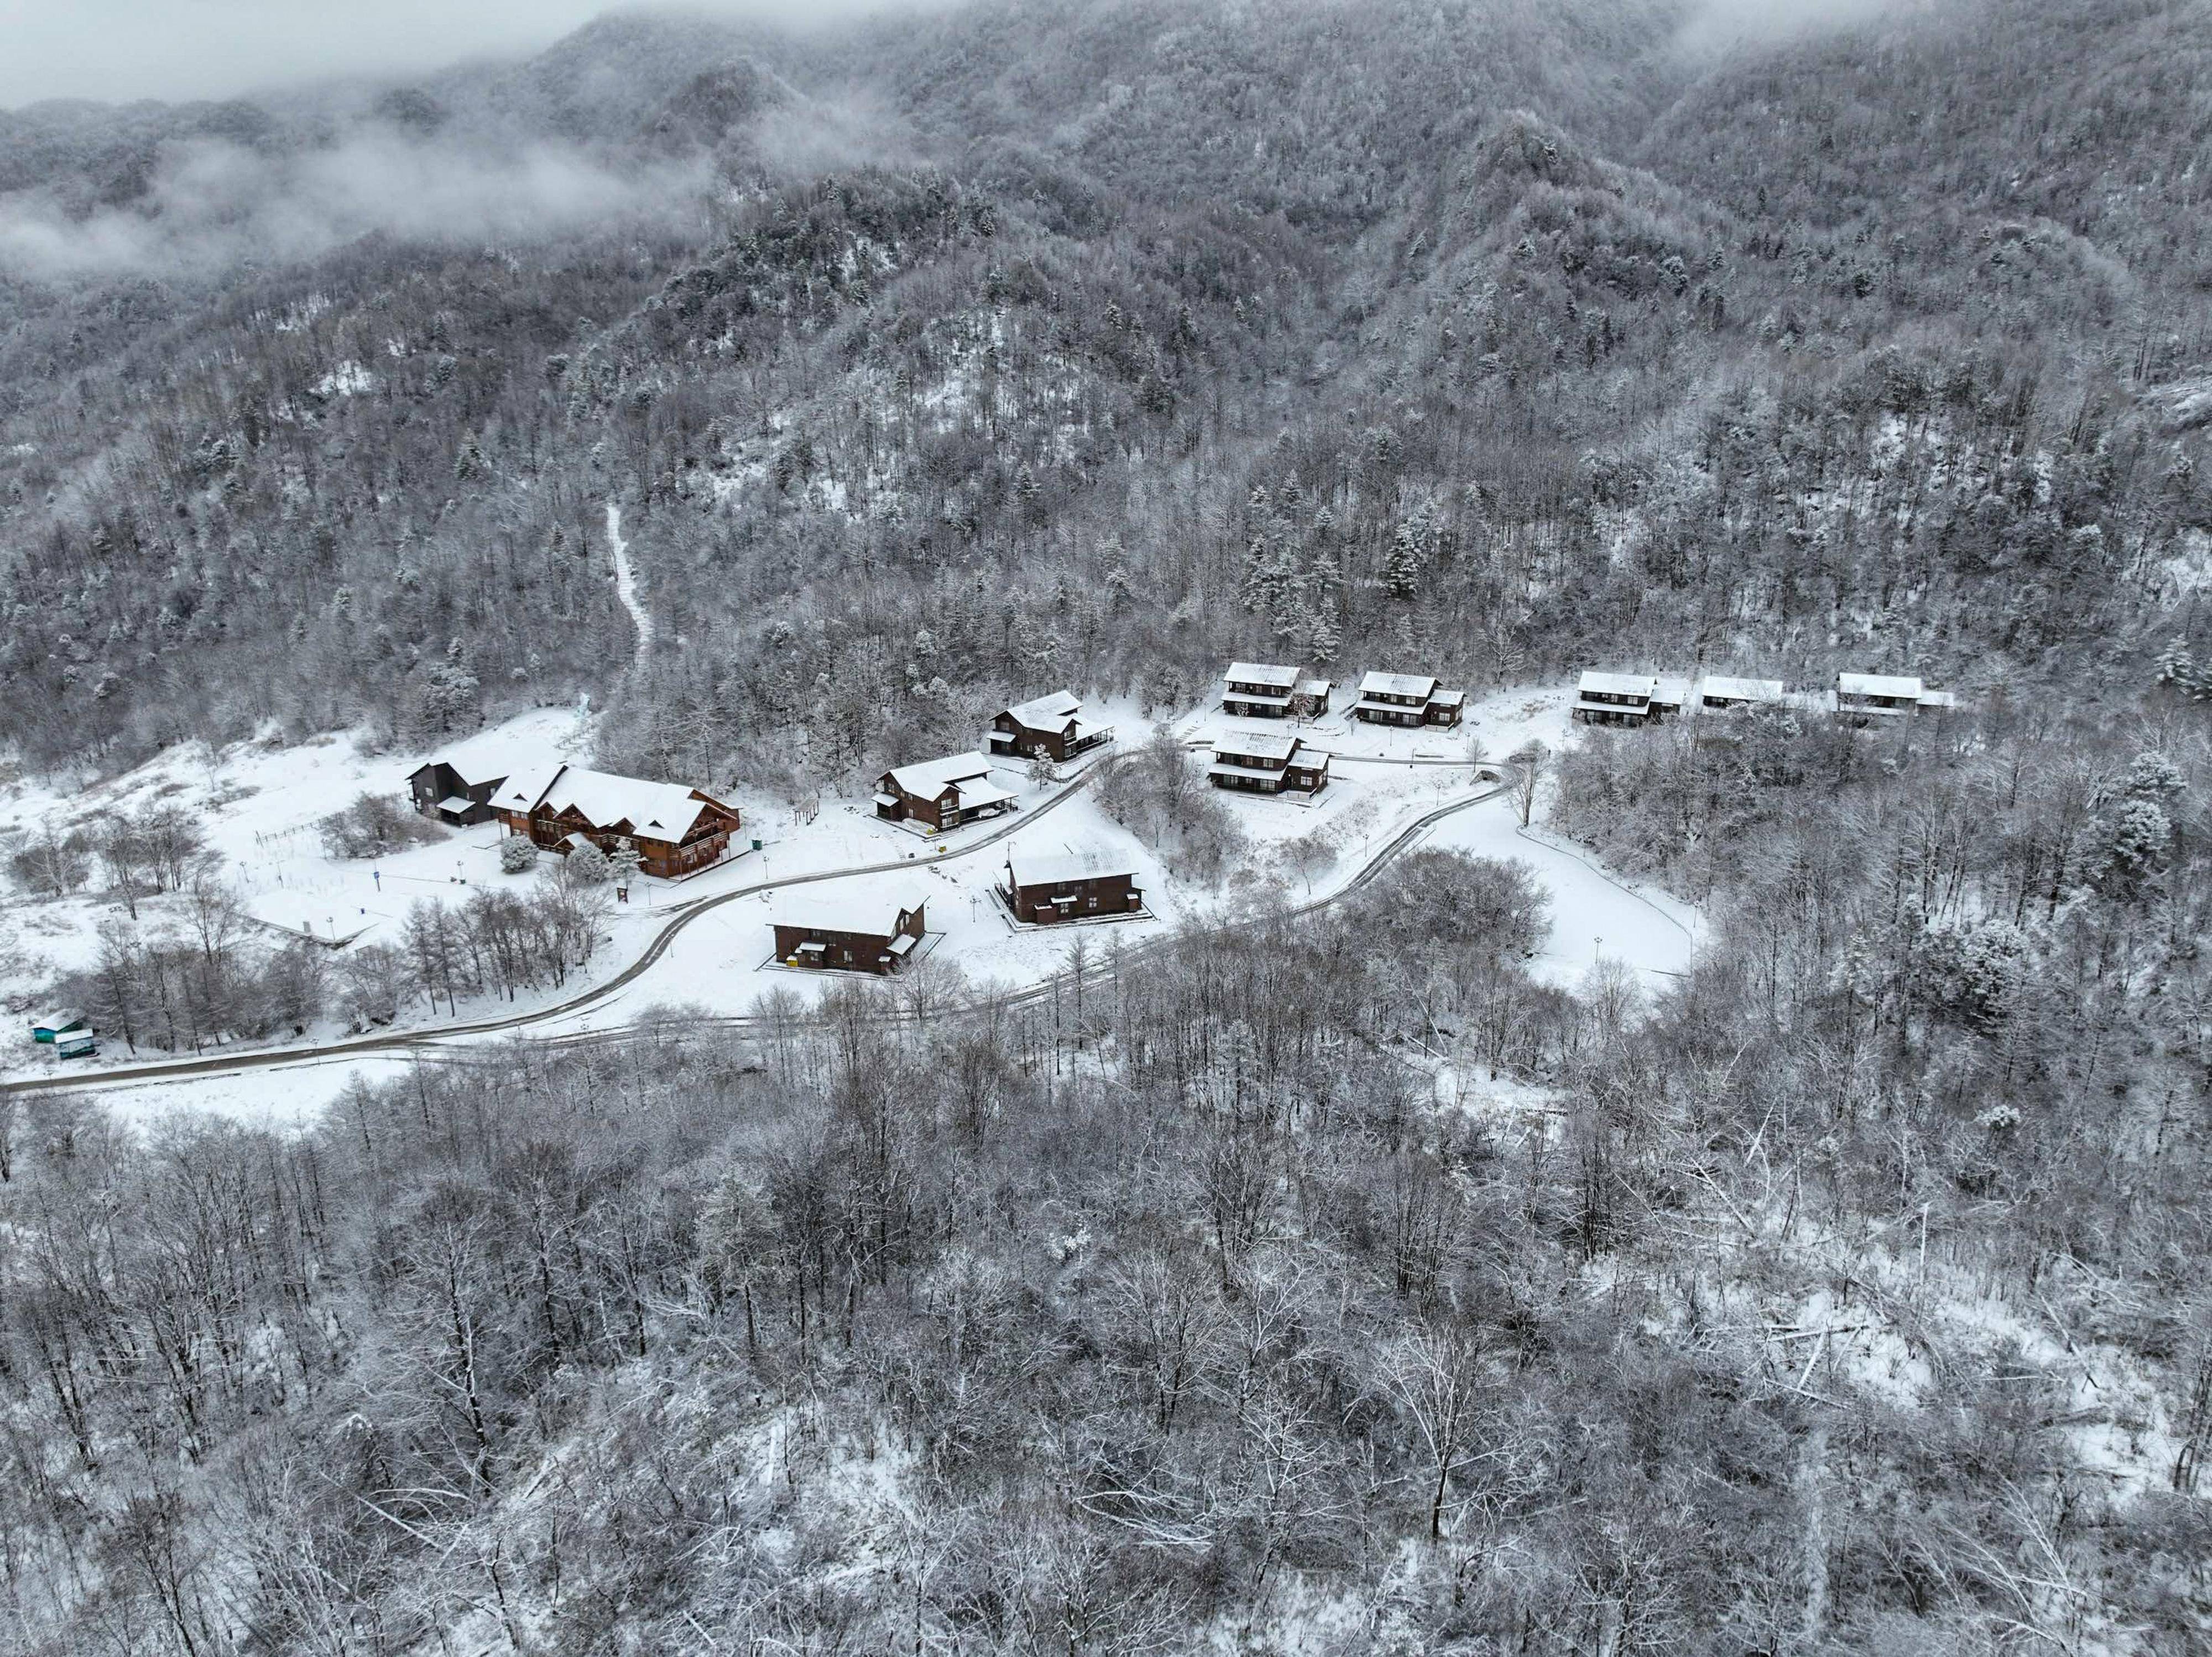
1293, 677, 1332, 697
489, 759, 567, 814
1359, 671, 1438, 699
1917, 688, 1958, 709
418, 726, 555, 791
30, 1011, 81, 1032
886, 750, 995, 798
1003, 690, 1082, 729
1213, 731, 1300, 763
1005, 846, 1135, 889
1224, 661, 1300, 689
1223, 691, 1291, 708
435, 794, 474, 814
954, 778, 1018, 811
1579, 671, 1657, 700
1701, 676, 1784, 704
1651, 678, 1691, 708
1427, 688, 1467, 708
534, 766, 723, 843
1837, 672, 1923, 700
778, 886, 929, 937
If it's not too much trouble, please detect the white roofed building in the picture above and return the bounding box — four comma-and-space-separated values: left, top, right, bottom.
1836, 672, 1926, 721
1573, 671, 1660, 726
1208, 730, 1331, 794
772, 887, 930, 975
875, 751, 1018, 832
1700, 676, 1786, 710
1223, 661, 1302, 718
1350, 670, 1465, 728
1001, 845, 1145, 925
492, 762, 742, 879
989, 691, 1114, 764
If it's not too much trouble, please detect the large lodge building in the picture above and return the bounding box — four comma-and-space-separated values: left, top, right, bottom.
411, 745, 741, 879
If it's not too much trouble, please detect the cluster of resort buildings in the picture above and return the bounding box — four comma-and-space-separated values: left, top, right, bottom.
1571, 668, 1958, 727
400, 690, 1146, 979
31, 654, 1977, 1062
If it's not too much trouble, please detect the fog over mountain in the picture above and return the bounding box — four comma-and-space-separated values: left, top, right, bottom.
0, 0, 2209, 1650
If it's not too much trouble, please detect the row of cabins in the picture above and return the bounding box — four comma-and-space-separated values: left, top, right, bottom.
409, 752, 742, 879
771, 850, 1145, 974
1573, 671, 1958, 728
1223, 663, 1465, 728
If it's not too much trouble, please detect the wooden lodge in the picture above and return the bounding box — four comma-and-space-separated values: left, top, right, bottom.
1700, 676, 1786, 712
1836, 672, 1928, 722
1350, 671, 1464, 728
773, 890, 928, 975
875, 752, 1017, 833
489, 762, 740, 880
1573, 671, 1660, 726
989, 691, 1114, 765
1223, 661, 1332, 718
1209, 731, 1331, 794
1001, 848, 1145, 925
1223, 661, 1300, 718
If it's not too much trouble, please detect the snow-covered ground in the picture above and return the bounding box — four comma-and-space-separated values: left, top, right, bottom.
3, 677, 1705, 1123
606, 502, 652, 665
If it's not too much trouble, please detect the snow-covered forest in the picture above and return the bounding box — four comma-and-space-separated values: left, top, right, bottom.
1, 0, 2210, 1649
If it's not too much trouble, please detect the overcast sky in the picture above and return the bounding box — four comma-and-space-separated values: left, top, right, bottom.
0, 1, 876, 109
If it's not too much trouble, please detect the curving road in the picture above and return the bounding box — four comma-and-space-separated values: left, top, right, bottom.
4, 756, 1521, 1100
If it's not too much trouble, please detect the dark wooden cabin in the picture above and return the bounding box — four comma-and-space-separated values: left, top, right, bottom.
875, 752, 1018, 832
1001, 848, 1145, 924
1208, 731, 1331, 794
772, 891, 928, 974
989, 691, 1114, 765
1350, 671, 1464, 728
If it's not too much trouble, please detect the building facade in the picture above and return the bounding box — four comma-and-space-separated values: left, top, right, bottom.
875, 752, 1017, 832
1208, 731, 1331, 794
491, 764, 740, 880
1001, 849, 1145, 924
1573, 671, 1659, 726
989, 691, 1114, 765
1351, 671, 1464, 728
773, 892, 928, 975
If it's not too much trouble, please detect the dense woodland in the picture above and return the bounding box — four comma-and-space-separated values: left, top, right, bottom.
2, 0, 2212, 1649
1, 0, 2206, 786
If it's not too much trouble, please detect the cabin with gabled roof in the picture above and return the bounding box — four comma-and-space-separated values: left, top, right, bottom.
1222, 661, 1301, 718
1573, 671, 1660, 726
989, 691, 1114, 765
1208, 731, 1330, 794
1700, 675, 1786, 712
1351, 671, 1464, 728
875, 752, 1017, 832
1836, 672, 1925, 722
1001, 847, 1144, 924
773, 889, 928, 975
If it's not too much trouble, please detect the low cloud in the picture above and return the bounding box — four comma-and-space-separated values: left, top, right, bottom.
0, 133, 713, 280
1677, 0, 1927, 53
